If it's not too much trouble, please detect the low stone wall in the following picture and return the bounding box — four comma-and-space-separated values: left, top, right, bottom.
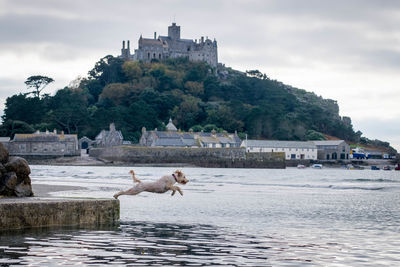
0, 198, 120, 230
90, 146, 286, 168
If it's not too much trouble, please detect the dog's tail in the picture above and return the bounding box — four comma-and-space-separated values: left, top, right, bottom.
130, 170, 141, 183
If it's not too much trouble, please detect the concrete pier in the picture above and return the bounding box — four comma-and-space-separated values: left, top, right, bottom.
0, 197, 119, 230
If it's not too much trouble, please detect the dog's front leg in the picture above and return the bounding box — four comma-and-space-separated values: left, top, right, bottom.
168, 185, 177, 196
175, 186, 183, 196
170, 186, 183, 196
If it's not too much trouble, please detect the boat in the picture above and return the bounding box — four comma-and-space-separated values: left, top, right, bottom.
395, 164, 400, 171
383, 165, 391, 171
311, 164, 323, 169
297, 164, 306, 169
371, 165, 380, 170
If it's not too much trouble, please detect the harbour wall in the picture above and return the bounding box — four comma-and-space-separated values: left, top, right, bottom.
0, 198, 120, 230
89, 146, 286, 168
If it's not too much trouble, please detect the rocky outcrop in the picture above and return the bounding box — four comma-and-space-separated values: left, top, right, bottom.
0, 143, 33, 197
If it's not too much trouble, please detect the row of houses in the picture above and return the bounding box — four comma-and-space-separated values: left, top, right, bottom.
0, 118, 352, 161
1, 123, 125, 157
139, 119, 242, 148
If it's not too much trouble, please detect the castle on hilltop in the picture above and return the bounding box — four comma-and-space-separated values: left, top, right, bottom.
120, 23, 218, 67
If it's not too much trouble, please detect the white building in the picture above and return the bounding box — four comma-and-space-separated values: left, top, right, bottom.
242, 140, 318, 160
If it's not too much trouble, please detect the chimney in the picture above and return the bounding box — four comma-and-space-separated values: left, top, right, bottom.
123, 40, 125, 49
201, 36, 204, 43
110, 123, 116, 131
53, 129, 57, 134
127, 40, 130, 49
154, 32, 157, 39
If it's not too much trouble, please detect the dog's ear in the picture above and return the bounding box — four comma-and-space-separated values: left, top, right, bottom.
175, 170, 183, 177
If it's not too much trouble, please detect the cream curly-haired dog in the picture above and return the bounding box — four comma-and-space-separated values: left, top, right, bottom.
113, 170, 189, 199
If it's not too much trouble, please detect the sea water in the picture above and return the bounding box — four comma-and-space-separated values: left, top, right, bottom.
1, 166, 399, 266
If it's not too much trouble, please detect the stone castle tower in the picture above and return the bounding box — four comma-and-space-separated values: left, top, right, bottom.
120, 23, 218, 68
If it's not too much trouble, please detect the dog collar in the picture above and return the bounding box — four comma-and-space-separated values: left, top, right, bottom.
172, 173, 178, 182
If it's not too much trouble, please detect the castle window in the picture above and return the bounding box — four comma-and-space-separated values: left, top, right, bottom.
153, 53, 156, 58
159, 54, 161, 59
148, 53, 150, 59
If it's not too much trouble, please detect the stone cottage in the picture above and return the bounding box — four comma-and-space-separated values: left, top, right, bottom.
7, 129, 79, 157
94, 123, 124, 147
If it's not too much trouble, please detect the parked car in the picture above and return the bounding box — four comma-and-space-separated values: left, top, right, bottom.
383, 165, 391, 171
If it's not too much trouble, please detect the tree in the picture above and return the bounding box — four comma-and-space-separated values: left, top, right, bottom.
47, 88, 89, 134
88, 55, 127, 86
0, 120, 35, 138
25, 75, 54, 98
123, 61, 143, 81
99, 83, 132, 106
2, 93, 49, 124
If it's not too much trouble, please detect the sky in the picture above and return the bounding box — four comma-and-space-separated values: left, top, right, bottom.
0, 0, 399, 151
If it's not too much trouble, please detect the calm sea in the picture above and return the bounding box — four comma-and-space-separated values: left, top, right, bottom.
1, 165, 399, 266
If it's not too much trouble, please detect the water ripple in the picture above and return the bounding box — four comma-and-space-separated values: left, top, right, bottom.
0, 222, 328, 266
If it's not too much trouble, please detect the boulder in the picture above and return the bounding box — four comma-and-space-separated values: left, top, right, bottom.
0, 143, 9, 164
0, 150, 34, 198
0, 163, 6, 177
4, 172, 18, 190
15, 180, 33, 197
5, 157, 31, 178
1, 172, 18, 196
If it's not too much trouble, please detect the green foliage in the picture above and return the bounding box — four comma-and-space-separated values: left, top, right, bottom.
203, 124, 218, 132
190, 125, 203, 132
0, 120, 35, 138
24, 75, 54, 97
2, 93, 49, 124
305, 130, 326, 140
1, 56, 375, 146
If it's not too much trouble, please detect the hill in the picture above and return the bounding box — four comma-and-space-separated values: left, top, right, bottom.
0, 55, 396, 154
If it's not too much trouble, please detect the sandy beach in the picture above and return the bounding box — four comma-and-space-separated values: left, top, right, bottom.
31, 184, 87, 197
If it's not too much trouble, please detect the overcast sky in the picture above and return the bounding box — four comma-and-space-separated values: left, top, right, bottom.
0, 0, 399, 150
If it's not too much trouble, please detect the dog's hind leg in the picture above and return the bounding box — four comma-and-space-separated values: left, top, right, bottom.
113, 185, 143, 199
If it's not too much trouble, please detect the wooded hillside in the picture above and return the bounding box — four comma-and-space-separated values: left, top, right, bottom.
1, 55, 395, 153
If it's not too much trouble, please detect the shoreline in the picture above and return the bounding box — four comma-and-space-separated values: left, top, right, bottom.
31, 184, 87, 197
26, 156, 396, 168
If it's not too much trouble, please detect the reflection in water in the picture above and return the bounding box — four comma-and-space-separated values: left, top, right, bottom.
2, 166, 399, 266
0, 221, 317, 266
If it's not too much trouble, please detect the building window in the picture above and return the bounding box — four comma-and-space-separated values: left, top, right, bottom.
291, 154, 296, 159
148, 53, 150, 59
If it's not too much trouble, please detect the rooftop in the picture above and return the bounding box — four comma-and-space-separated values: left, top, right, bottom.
244, 140, 317, 149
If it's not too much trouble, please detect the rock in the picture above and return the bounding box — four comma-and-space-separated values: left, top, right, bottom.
0, 143, 9, 164
0, 163, 6, 177
0, 151, 34, 198
1, 172, 18, 196
5, 157, 31, 178
4, 172, 17, 190
15, 180, 33, 197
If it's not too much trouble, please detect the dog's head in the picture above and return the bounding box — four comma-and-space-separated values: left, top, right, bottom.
174, 170, 188, 185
